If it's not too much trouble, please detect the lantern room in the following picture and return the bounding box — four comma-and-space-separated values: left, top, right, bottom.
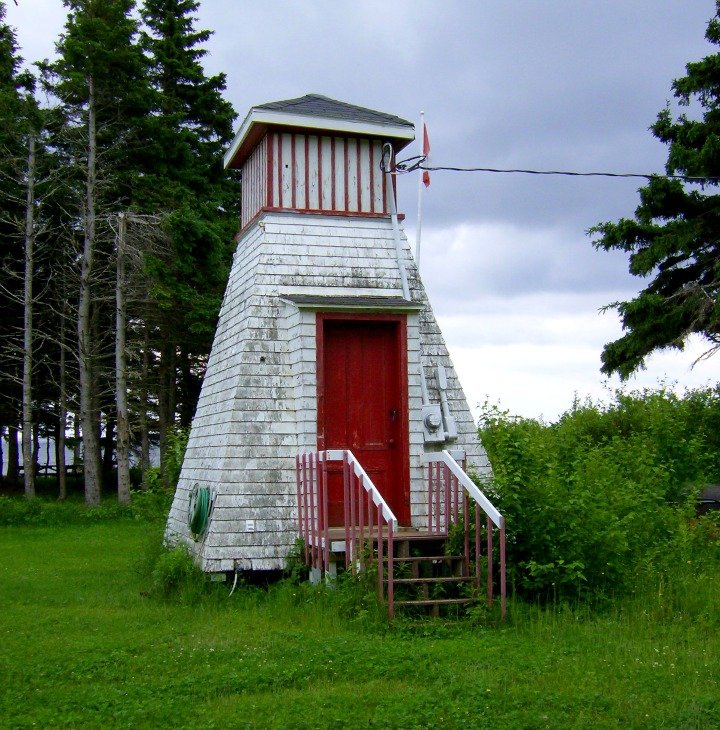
223, 94, 415, 228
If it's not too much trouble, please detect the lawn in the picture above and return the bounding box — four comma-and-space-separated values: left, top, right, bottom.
1, 522, 718, 729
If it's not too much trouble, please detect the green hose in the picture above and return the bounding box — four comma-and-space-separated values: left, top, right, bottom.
188, 484, 211, 540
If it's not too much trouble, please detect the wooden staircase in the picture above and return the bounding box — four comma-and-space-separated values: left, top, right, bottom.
390, 536, 475, 616
297, 449, 506, 621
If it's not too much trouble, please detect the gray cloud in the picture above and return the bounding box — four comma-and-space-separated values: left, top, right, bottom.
7, 0, 718, 418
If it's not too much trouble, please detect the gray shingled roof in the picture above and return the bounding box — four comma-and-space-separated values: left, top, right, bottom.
255, 94, 412, 129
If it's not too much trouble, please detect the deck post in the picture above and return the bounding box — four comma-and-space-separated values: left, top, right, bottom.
321, 452, 329, 573
387, 520, 394, 620
434, 462, 441, 534
427, 462, 433, 532
309, 454, 318, 571
377, 504, 384, 601
500, 525, 507, 620
487, 515, 494, 607
343, 451, 351, 569
358, 473, 365, 570
475, 497, 481, 586
464, 492, 471, 580
443, 464, 450, 534
295, 455, 304, 556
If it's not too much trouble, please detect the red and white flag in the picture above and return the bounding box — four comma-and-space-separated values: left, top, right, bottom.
422, 122, 431, 187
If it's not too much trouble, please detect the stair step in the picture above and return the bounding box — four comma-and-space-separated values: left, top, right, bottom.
390, 576, 472, 585
395, 598, 474, 607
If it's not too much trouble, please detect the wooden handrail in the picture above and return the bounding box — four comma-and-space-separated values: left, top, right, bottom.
422, 451, 503, 528
423, 450, 506, 619
296, 449, 397, 619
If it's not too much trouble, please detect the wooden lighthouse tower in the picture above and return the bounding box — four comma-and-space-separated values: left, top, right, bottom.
165, 95, 498, 583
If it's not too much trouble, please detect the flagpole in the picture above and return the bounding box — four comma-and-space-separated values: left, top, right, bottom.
415, 111, 425, 269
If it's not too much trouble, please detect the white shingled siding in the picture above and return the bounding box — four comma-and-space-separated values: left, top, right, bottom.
166, 211, 490, 572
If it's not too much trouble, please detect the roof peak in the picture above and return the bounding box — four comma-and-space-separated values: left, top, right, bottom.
254, 94, 413, 128
224, 94, 415, 169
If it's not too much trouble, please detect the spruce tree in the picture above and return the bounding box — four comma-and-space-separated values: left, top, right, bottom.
139, 0, 238, 482
0, 0, 38, 492
591, 2, 720, 378
42, 0, 151, 504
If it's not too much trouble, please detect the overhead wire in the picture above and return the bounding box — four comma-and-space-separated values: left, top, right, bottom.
394, 155, 719, 184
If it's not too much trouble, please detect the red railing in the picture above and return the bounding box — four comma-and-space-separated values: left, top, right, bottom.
424, 451, 506, 619
296, 449, 398, 619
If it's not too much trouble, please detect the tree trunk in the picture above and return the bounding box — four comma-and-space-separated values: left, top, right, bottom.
102, 415, 115, 483
22, 134, 36, 499
57, 295, 68, 500
6, 425, 19, 484
78, 75, 102, 505
32, 421, 39, 479
157, 337, 175, 489
115, 213, 131, 503
73, 416, 80, 467
140, 323, 150, 490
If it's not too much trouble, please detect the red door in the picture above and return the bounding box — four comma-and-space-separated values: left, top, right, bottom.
317, 315, 409, 526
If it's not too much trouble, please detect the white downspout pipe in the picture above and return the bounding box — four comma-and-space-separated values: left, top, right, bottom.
383, 143, 411, 301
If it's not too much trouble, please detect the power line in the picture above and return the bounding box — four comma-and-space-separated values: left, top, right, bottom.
394, 156, 718, 183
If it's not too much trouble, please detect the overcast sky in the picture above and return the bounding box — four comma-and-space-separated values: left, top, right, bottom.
7, 0, 720, 421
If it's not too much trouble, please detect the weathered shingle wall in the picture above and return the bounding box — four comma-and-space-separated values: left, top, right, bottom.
166, 211, 490, 572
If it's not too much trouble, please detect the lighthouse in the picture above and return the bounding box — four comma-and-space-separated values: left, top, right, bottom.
165, 94, 495, 577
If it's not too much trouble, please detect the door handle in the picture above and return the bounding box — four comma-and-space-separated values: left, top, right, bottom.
389, 408, 398, 421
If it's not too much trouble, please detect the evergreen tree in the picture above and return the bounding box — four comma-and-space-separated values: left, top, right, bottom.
42, 0, 151, 504
591, 2, 720, 379
139, 0, 238, 482
0, 0, 37, 490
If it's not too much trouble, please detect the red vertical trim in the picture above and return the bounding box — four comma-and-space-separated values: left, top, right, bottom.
304, 135, 310, 209
316, 313, 325, 452
266, 132, 274, 207
369, 141, 375, 213
330, 138, 336, 211
344, 139, 349, 211
381, 149, 387, 215
277, 134, 284, 208
291, 133, 297, 209
356, 139, 362, 212
317, 137, 323, 209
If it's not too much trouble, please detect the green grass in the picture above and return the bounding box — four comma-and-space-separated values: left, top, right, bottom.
1, 522, 719, 729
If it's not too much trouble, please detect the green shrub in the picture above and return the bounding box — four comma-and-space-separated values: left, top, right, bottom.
479, 386, 720, 603
148, 543, 212, 604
